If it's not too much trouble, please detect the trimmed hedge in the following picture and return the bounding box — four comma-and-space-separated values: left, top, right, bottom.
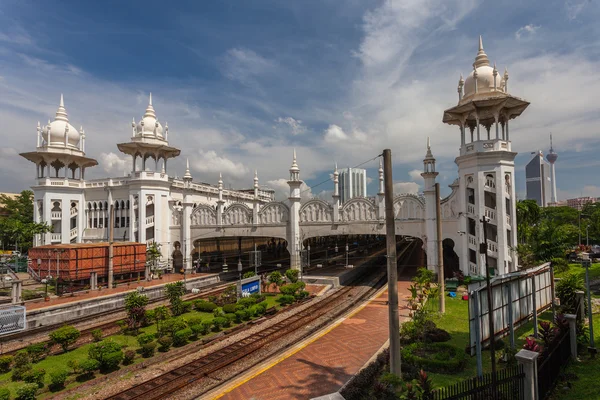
401, 342, 466, 373
194, 300, 218, 312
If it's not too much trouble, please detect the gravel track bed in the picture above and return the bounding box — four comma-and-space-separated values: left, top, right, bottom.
51, 288, 341, 400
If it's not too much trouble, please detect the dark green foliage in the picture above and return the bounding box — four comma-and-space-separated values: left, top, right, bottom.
49, 369, 68, 391
402, 342, 466, 373
88, 340, 124, 371
242, 271, 256, 279
173, 328, 192, 346
423, 327, 452, 343
181, 301, 193, 313
158, 336, 172, 352
556, 274, 586, 314
234, 310, 247, 323
22, 368, 45, 388
66, 359, 80, 374
279, 284, 297, 296
551, 257, 569, 274
136, 333, 155, 347
194, 300, 218, 312
0, 387, 10, 400
295, 290, 309, 300
236, 297, 257, 308
15, 383, 37, 400
79, 358, 100, 378
91, 328, 103, 342
222, 303, 237, 314
212, 317, 227, 331
124, 291, 149, 333
186, 316, 203, 327
277, 295, 296, 305
140, 342, 156, 358
340, 348, 389, 400
165, 281, 186, 316
224, 313, 236, 322
25, 343, 47, 363
190, 324, 203, 339
123, 349, 136, 365
285, 269, 299, 283
0, 190, 51, 252
268, 271, 283, 287
0, 355, 13, 373
49, 325, 81, 352
159, 318, 187, 337
11, 351, 31, 382
200, 320, 213, 335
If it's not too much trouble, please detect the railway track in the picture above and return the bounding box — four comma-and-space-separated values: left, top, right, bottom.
107, 240, 419, 400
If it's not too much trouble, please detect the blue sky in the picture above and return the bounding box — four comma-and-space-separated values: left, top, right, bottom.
1, 0, 599, 201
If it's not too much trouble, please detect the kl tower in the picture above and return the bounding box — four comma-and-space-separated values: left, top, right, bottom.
546, 134, 558, 204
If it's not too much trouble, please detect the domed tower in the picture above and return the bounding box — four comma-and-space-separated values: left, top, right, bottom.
20, 95, 98, 245
442, 37, 530, 276
546, 134, 558, 204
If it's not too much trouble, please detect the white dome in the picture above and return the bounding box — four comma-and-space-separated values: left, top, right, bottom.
464, 65, 504, 98
134, 93, 164, 139
41, 95, 81, 148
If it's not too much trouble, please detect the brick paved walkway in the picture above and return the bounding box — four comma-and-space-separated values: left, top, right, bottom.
217, 277, 414, 400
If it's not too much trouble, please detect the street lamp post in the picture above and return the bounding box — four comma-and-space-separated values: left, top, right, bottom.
345, 243, 349, 267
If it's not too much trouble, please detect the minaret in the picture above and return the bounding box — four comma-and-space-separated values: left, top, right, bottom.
376, 158, 385, 221
332, 163, 340, 222
217, 173, 224, 226
253, 170, 259, 225
546, 134, 558, 204
287, 149, 302, 270
182, 158, 193, 271
421, 137, 439, 272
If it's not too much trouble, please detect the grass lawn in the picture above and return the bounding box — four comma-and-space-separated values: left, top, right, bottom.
554, 263, 600, 281
0, 295, 284, 399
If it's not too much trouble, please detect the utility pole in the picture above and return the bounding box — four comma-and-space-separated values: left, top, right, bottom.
435, 183, 445, 313
480, 216, 497, 386
383, 149, 401, 377
108, 205, 114, 289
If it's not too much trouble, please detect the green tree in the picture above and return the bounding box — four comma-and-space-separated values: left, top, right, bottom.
0, 191, 51, 252
165, 281, 186, 316
124, 291, 149, 333
49, 325, 80, 353
88, 340, 123, 371
153, 305, 170, 334
268, 271, 283, 289
243, 271, 257, 279
285, 269, 299, 283
516, 199, 540, 244
146, 242, 162, 271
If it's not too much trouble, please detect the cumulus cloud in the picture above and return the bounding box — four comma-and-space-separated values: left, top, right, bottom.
515, 24, 540, 40
192, 150, 249, 179
275, 117, 306, 135
408, 169, 423, 181
393, 181, 420, 195
99, 152, 128, 175
323, 124, 348, 142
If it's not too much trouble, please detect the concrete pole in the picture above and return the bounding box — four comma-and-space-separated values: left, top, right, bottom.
516, 349, 539, 400
435, 183, 445, 313
108, 205, 114, 289
383, 149, 401, 377
565, 314, 578, 361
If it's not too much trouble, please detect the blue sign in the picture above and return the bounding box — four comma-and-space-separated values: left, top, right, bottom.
241, 280, 260, 297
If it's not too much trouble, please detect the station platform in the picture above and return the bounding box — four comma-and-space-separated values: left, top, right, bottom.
212, 275, 414, 400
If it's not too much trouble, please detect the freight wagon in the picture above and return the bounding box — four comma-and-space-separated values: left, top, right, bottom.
28, 242, 147, 286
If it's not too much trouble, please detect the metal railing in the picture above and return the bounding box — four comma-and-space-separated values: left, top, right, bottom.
433, 365, 524, 400
537, 330, 572, 399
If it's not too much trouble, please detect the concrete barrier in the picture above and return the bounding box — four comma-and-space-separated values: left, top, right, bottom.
24, 274, 219, 329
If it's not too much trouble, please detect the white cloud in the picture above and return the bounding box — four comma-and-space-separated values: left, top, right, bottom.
408, 169, 424, 181
99, 152, 128, 175
324, 124, 348, 142
192, 150, 249, 179
222, 48, 275, 85
515, 24, 540, 40
393, 181, 420, 195
276, 117, 306, 135
266, 178, 314, 201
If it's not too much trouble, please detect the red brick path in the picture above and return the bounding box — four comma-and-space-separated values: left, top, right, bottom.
218, 278, 414, 400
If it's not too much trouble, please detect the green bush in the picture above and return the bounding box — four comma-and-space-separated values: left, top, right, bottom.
279, 284, 297, 296
123, 349, 136, 365
25, 343, 47, 363
243, 271, 256, 279
194, 300, 218, 312
213, 317, 228, 331
158, 336, 172, 352
11, 352, 31, 382
190, 324, 203, 339
250, 293, 266, 303
401, 343, 466, 373
0, 387, 10, 400
22, 368, 45, 388
186, 316, 203, 327
285, 269, 299, 283
49, 369, 68, 391
181, 301, 193, 313
200, 320, 212, 335
91, 328, 103, 342
15, 383, 37, 400
159, 318, 187, 337
556, 274, 585, 315
136, 333, 155, 347
237, 297, 257, 309
140, 342, 156, 358
278, 295, 296, 305
213, 308, 225, 318
0, 355, 13, 373
49, 325, 81, 352
222, 303, 237, 314
173, 328, 192, 346
13, 351, 29, 368
551, 257, 569, 274
295, 290, 309, 300
88, 340, 124, 371
66, 359, 80, 374
224, 313, 236, 322
79, 358, 100, 377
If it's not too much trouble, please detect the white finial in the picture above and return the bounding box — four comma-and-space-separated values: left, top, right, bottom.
183, 158, 192, 180
335, 162, 339, 173
132, 117, 135, 127
37, 121, 41, 130
149, 92, 153, 106
55, 94, 68, 122
60, 93, 64, 107
473, 35, 490, 68
293, 148, 297, 162
378, 158, 383, 171
427, 136, 431, 149
479, 35, 483, 51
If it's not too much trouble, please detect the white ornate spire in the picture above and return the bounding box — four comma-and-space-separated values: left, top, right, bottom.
218, 172, 223, 188
378, 158, 384, 194
503, 67, 509, 92
55, 94, 68, 122
289, 148, 300, 181
183, 158, 192, 180
474, 35, 490, 68
144, 92, 156, 119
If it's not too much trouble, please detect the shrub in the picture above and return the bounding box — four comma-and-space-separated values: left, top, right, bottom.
66, 359, 80, 374
200, 320, 213, 335
159, 318, 187, 337
25, 343, 47, 363
49, 325, 81, 353
173, 328, 192, 346
186, 316, 203, 327
551, 257, 569, 274
88, 340, 124, 371
0, 355, 13, 373
165, 281, 186, 316
49, 369, 68, 391
136, 333, 155, 347
91, 328, 103, 342
285, 269, 299, 283
401, 342, 466, 373
22, 368, 45, 388
279, 284, 297, 296
250, 293, 266, 303
295, 290, 309, 300
124, 291, 149, 333
213, 317, 227, 331
278, 295, 296, 305
224, 313, 236, 323
556, 274, 585, 315
158, 336, 172, 352
243, 271, 256, 279
213, 308, 225, 318
0, 387, 10, 400
222, 303, 237, 314
268, 271, 283, 288
237, 297, 257, 308
11, 352, 31, 382
424, 327, 452, 343
15, 383, 37, 400
523, 337, 540, 352
122, 349, 136, 365
13, 351, 29, 368
194, 300, 218, 312
140, 342, 156, 358
190, 324, 203, 339
234, 310, 246, 323
181, 301, 193, 313
79, 358, 100, 378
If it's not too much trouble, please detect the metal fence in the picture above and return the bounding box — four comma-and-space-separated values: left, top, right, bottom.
0, 305, 27, 335
433, 365, 525, 400
469, 263, 554, 354
537, 330, 572, 399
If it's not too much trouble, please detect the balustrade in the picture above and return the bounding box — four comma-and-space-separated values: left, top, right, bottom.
51, 211, 62, 219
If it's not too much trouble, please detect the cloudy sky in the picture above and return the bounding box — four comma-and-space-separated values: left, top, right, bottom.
1, 0, 599, 201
